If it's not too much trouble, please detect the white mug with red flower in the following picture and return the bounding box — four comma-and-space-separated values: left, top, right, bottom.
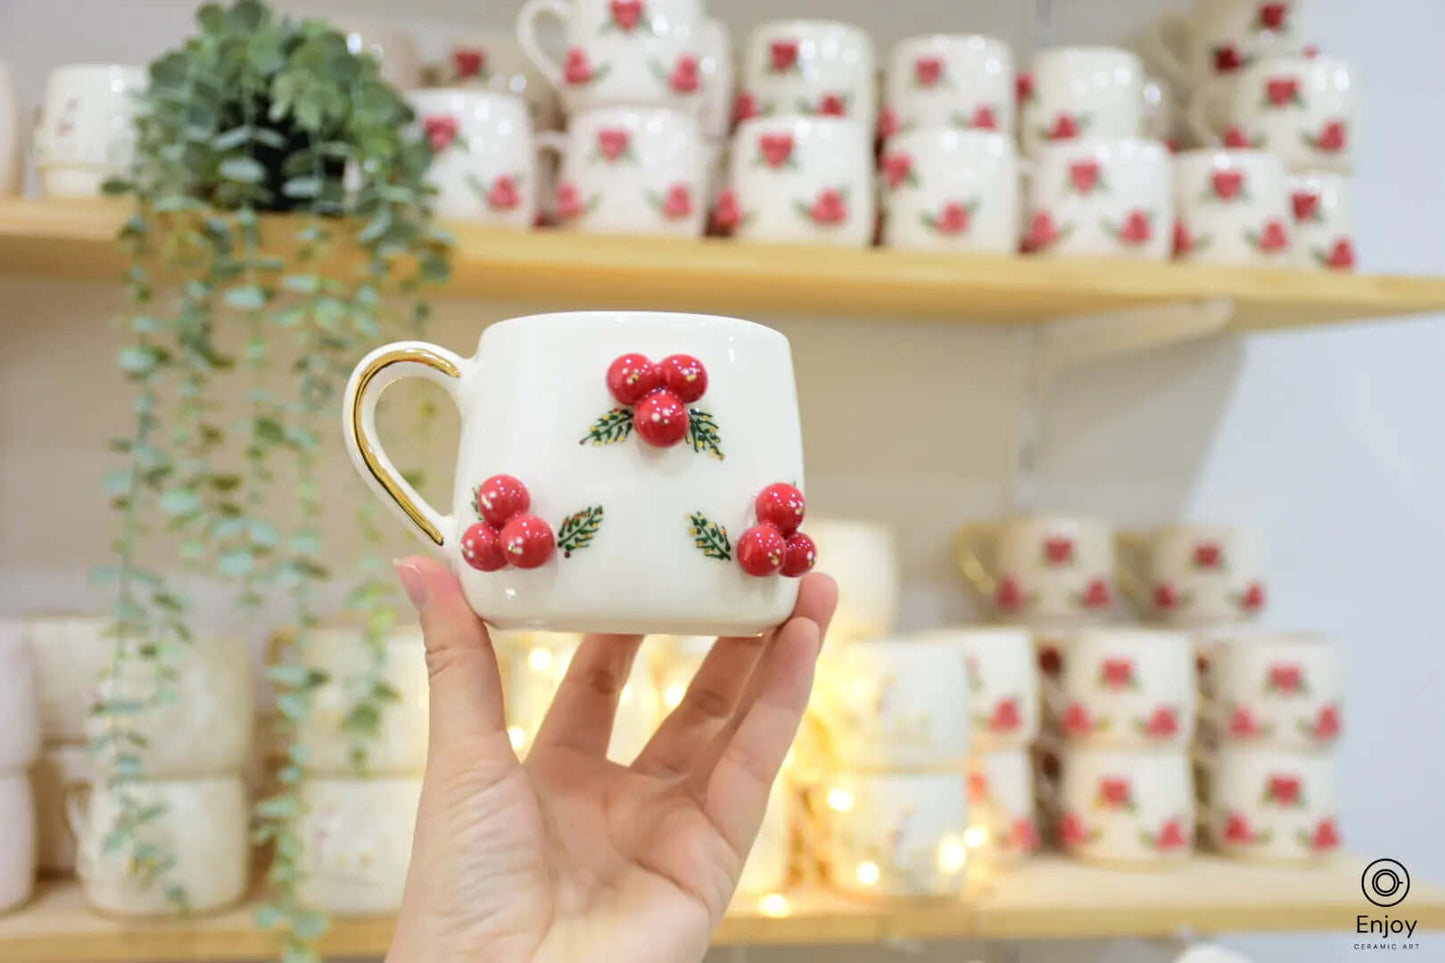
1045, 628, 1196, 750
517, 0, 704, 115
967, 749, 1039, 863
447, 32, 561, 132
539, 107, 706, 236
736, 20, 877, 125
1018, 47, 1146, 159
1022, 138, 1174, 260
1199, 746, 1340, 861
1186, 54, 1357, 173
1144, 0, 1310, 91
33, 64, 146, 198
881, 34, 1015, 139
1287, 171, 1354, 271
722, 117, 874, 247
1051, 746, 1195, 865
343, 311, 812, 636
879, 129, 1020, 254
951, 627, 1040, 751
1118, 524, 1268, 625
957, 515, 1117, 621
410, 90, 539, 228
1171, 149, 1294, 265
1202, 632, 1341, 750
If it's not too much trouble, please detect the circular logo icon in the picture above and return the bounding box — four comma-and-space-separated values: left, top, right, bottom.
1362, 858, 1411, 907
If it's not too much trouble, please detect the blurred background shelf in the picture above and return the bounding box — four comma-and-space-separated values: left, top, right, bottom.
3, 198, 1445, 328
4, 857, 1440, 961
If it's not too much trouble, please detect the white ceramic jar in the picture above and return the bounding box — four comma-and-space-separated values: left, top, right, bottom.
1199, 746, 1339, 862
296, 776, 423, 914
33, 64, 146, 197
804, 519, 898, 642
24, 616, 113, 743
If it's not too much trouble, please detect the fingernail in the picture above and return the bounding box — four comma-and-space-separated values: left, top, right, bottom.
394, 559, 428, 610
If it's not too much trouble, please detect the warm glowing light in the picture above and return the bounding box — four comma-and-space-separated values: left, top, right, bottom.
757, 893, 790, 917
527, 648, 553, 671
664, 683, 686, 708
620, 683, 634, 704
937, 838, 968, 874
826, 788, 854, 812
963, 826, 989, 848
856, 861, 880, 886
507, 726, 527, 750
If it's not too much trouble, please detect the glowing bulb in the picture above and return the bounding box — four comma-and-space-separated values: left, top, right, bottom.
664, 683, 686, 708
937, 838, 968, 874
507, 726, 527, 750
527, 648, 553, 671
826, 788, 854, 812
963, 826, 989, 849
856, 861, 880, 886
757, 893, 790, 917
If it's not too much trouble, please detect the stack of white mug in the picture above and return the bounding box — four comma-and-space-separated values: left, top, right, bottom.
0, 622, 40, 912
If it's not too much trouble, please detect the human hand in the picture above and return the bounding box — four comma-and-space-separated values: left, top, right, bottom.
387, 556, 838, 963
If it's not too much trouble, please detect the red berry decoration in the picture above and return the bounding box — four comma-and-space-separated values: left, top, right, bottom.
755, 482, 806, 535
474, 474, 530, 528
660, 354, 708, 403
738, 524, 787, 577
634, 390, 689, 447
460, 522, 508, 572
782, 532, 817, 577
500, 514, 556, 569
607, 353, 661, 405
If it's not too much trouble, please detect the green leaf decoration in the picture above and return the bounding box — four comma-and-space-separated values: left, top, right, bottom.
689, 512, 732, 561
557, 505, 605, 557
685, 408, 725, 460
579, 406, 635, 446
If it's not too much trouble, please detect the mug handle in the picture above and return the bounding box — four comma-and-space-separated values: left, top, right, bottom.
1185, 79, 1228, 147
1113, 531, 1153, 613
516, 0, 571, 92
63, 781, 93, 846
953, 522, 1000, 599
1141, 12, 1192, 90
342, 341, 468, 550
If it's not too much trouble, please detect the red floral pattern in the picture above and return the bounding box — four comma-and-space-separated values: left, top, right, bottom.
1194, 541, 1224, 567
1319, 237, 1355, 270
669, 55, 700, 93
1100, 658, 1136, 689
609, 0, 645, 32
769, 39, 799, 73
1044, 535, 1075, 565
1097, 777, 1134, 810
424, 115, 459, 152
1214, 45, 1244, 73
915, 56, 945, 88
1079, 578, 1112, 609
1265, 773, 1303, 806
758, 133, 795, 169
989, 697, 1022, 733
1068, 161, 1102, 195
1307, 119, 1348, 152
486, 175, 521, 211
452, 47, 486, 79
1265, 76, 1303, 108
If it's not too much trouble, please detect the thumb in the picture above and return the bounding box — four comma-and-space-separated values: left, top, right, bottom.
394, 555, 512, 763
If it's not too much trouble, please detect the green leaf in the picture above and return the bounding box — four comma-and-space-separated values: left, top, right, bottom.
211, 126, 252, 152
282, 274, 321, 294
224, 285, 268, 310
685, 408, 725, 461
688, 512, 732, 562
218, 548, 255, 577
159, 488, 202, 517
254, 795, 299, 819
290, 907, 329, 940
282, 176, 321, 199
219, 157, 266, 184
118, 345, 161, 374
578, 407, 634, 447
276, 692, 310, 721
557, 505, 605, 558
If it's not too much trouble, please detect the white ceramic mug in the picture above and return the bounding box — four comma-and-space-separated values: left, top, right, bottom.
737, 20, 876, 123
32, 742, 90, 874
967, 749, 1039, 861
22, 616, 113, 742
697, 19, 736, 141
882, 34, 1015, 137
1172, 149, 1293, 265
1018, 47, 1146, 158
447, 30, 560, 132
540, 107, 706, 236
410, 89, 539, 227
296, 776, 422, 914
1045, 627, 1196, 749
1202, 632, 1340, 749
804, 519, 898, 642
1118, 524, 1268, 625
1187, 54, 1357, 173
1145, 0, 1309, 89
517, 0, 704, 115
720, 116, 874, 246
0, 621, 40, 770
1287, 171, 1354, 270
0, 773, 35, 911
819, 769, 969, 897
1199, 746, 1339, 861
33, 64, 145, 197
345, 312, 807, 637
736, 776, 792, 897
1022, 138, 1174, 260
949, 627, 1040, 751
0, 61, 19, 196
1053, 747, 1194, 865
880, 129, 1021, 254
70, 775, 248, 915
956, 515, 1117, 621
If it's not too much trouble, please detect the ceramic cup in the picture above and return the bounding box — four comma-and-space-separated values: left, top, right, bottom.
285, 626, 429, 776
1022, 138, 1174, 260
880, 129, 1021, 253
1287, 171, 1354, 270
881, 34, 1015, 138
1171, 149, 1294, 265
819, 769, 970, 897
83, 635, 253, 779
296, 776, 423, 914
0, 61, 19, 196
1118, 524, 1268, 625
447, 30, 560, 131
1145, 0, 1310, 90
70, 775, 248, 915
24, 616, 115, 742
33, 64, 145, 197
967, 749, 1039, 862
1018, 47, 1146, 159
0, 621, 41, 770
804, 519, 898, 642
697, 19, 736, 141
719, 116, 875, 246
540, 107, 706, 236
1199, 746, 1339, 861
1052, 746, 1194, 866
948, 627, 1040, 751
411, 89, 539, 227
736, 776, 792, 897
1187, 54, 1357, 173
32, 742, 90, 874
957, 515, 1116, 622
1045, 627, 1196, 749
345, 312, 806, 636
0, 773, 35, 911
517, 0, 704, 115
736, 20, 876, 124
813, 634, 971, 768
1202, 631, 1340, 750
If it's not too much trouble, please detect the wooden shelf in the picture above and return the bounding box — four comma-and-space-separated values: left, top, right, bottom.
4, 856, 1441, 960
3, 198, 1445, 327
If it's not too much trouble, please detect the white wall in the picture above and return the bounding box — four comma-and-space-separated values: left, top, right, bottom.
2, 1, 1443, 962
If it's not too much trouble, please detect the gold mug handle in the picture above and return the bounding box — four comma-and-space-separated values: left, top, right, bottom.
1113, 532, 1153, 614
953, 522, 1000, 600
342, 341, 466, 549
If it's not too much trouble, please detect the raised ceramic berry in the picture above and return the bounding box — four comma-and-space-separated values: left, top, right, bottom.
499, 514, 556, 569
737, 524, 787, 577
474, 474, 530, 528
460, 522, 508, 572
754, 483, 806, 535
633, 390, 690, 447
659, 354, 708, 404
781, 531, 816, 577
607, 353, 661, 405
